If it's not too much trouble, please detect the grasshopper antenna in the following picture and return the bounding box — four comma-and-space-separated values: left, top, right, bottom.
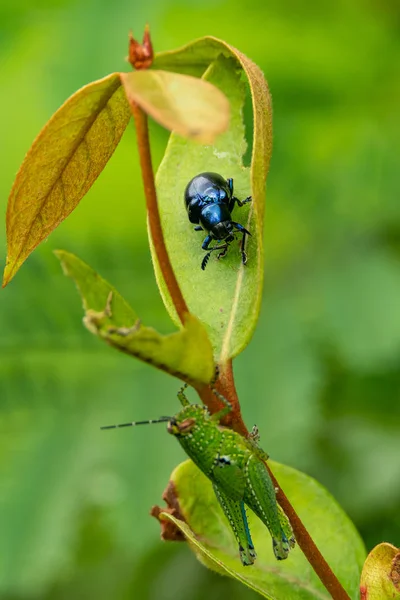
101, 417, 171, 430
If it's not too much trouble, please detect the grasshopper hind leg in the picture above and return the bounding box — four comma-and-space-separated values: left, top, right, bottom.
240, 501, 257, 563
272, 536, 291, 561
277, 502, 296, 550
244, 455, 294, 561
213, 484, 256, 566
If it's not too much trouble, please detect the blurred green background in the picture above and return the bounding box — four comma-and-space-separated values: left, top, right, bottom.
1, 0, 399, 598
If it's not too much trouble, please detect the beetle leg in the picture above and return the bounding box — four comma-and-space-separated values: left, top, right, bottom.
233, 223, 251, 236
230, 195, 252, 211
241, 234, 248, 265
201, 244, 229, 270
208, 243, 231, 254
201, 234, 213, 250
232, 223, 251, 265
215, 233, 234, 260
217, 245, 229, 260
201, 236, 236, 270
194, 226, 203, 231
232, 222, 251, 265
237, 195, 252, 207
202, 236, 227, 254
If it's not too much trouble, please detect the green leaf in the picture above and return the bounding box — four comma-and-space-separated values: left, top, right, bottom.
151, 37, 272, 362
159, 460, 366, 600
55, 250, 214, 386
120, 70, 230, 143
360, 543, 400, 600
3, 73, 131, 287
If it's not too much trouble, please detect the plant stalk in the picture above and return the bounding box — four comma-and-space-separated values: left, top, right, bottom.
197, 360, 247, 433
131, 102, 189, 323
268, 468, 351, 600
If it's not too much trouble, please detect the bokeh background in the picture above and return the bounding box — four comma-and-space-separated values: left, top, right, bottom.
1, 1, 399, 598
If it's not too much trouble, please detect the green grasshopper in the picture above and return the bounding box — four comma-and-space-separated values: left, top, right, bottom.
102, 383, 295, 566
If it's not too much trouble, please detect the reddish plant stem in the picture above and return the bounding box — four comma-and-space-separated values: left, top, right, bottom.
197, 360, 247, 433
268, 468, 351, 600
132, 96, 350, 600
131, 102, 189, 323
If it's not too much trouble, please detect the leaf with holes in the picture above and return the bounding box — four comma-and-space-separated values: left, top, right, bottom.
3, 73, 131, 287
155, 460, 366, 600
55, 250, 214, 386
152, 38, 272, 362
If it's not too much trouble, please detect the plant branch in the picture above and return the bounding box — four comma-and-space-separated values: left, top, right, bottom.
131, 102, 189, 323
197, 360, 247, 434
269, 468, 351, 600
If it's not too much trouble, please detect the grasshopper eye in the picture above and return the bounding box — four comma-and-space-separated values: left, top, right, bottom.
167, 417, 195, 436
178, 418, 196, 433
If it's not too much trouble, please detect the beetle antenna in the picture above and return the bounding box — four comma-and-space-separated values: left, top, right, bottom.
201, 252, 212, 270
101, 417, 171, 430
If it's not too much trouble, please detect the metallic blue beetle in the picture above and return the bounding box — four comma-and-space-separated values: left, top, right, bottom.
184, 172, 252, 270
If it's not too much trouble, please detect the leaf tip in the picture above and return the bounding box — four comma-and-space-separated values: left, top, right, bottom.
53, 249, 63, 260
53, 249, 71, 276
2, 258, 16, 288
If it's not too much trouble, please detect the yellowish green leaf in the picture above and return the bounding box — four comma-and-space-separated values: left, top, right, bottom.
3, 73, 131, 287
159, 459, 365, 600
120, 70, 230, 143
360, 542, 400, 600
152, 38, 272, 362
55, 250, 214, 386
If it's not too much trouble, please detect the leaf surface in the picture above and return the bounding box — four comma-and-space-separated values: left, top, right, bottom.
3, 73, 130, 286
160, 459, 366, 600
55, 250, 214, 386
120, 70, 230, 143
152, 38, 272, 361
